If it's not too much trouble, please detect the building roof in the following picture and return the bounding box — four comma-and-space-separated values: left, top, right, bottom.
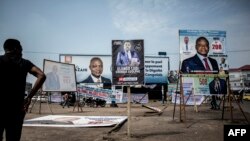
229, 65, 250, 72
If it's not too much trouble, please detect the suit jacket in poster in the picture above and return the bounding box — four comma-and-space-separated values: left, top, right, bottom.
45, 72, 60, 90
181, 54, 219, 73
116, 50, 140, 67
80, 75, 111, 84
209, 78, 227, 94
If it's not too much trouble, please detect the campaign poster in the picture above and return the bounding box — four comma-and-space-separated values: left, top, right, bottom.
144, 56, 169, 84
24, 115, 127, 127
60, 55, 112, 86
182, 74, 228, 95
42, 59, 77, 92
179, 30, 227, 74
112, 40, 144, 85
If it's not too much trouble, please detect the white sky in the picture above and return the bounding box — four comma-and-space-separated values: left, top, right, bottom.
1, 0, 250, 83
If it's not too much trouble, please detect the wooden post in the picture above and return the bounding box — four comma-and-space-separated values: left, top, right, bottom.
173, 74, 180, 120
228, 79, 234, 122
127, 86, 131, 137
193, 88, 198, 112
161, 85, 165, 105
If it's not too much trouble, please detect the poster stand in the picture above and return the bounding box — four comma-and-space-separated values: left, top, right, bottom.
173, 73, 249, 124
221, 77, 249, 124
29, 91, 53, 114
172, 73, 186, 122
192, 88, 199, 112
127, 86, 131, 137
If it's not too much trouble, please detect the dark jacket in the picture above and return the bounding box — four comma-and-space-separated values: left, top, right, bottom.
209, 79, 227, 94
80, 75, 111, 84
181, 54, 219, 73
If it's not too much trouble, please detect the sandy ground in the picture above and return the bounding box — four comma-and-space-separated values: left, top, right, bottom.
11, 99, 250, 141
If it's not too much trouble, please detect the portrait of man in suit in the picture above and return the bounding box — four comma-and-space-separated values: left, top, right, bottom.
116, 40, 140, 67
209, 76, 227, 109
182, 36, 194, 53
80, 57, 111, 87
181, 36, 219, 73
45, 65, 60, 90
219, 57, 228, 73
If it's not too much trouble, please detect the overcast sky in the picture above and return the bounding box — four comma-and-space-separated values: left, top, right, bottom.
1, 0, 250, 83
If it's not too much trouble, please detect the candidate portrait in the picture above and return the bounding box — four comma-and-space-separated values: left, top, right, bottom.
181, 36, 219, 73
116, 40, 140, 67
44, 65, 60, 90
79, 57, 111, 84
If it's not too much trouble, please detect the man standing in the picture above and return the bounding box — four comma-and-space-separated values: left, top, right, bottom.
181, 37, 219, 73
0, 39, 46, 141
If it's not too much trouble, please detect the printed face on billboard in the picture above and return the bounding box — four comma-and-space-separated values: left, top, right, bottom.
60, 55, 112, 88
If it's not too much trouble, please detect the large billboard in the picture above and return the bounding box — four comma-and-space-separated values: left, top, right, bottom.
179, 30, 227, 74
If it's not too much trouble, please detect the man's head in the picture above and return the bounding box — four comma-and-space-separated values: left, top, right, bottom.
184, 36, 189, 44
3, 39, 23, 58
195, 37, 209, 57
89, 57, 103, 78
170, 70, 174, 76
123, 41, 132, 52
52, 65, 58, 73
214, 76, 220, 82
220, 67, 224, 71
220, 57, 225, 63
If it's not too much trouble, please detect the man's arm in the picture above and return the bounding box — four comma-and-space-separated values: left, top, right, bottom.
24, 66, 46, 111
116, 52, 122, 66
28, 66, 46, 98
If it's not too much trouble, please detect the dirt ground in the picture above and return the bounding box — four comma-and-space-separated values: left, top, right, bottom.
15, 99, 250, 141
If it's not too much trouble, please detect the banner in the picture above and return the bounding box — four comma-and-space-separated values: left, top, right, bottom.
23, 115, 127, 127
122, 93, 149, 104
112, 40, 144, 85
77, 85, 116, 103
